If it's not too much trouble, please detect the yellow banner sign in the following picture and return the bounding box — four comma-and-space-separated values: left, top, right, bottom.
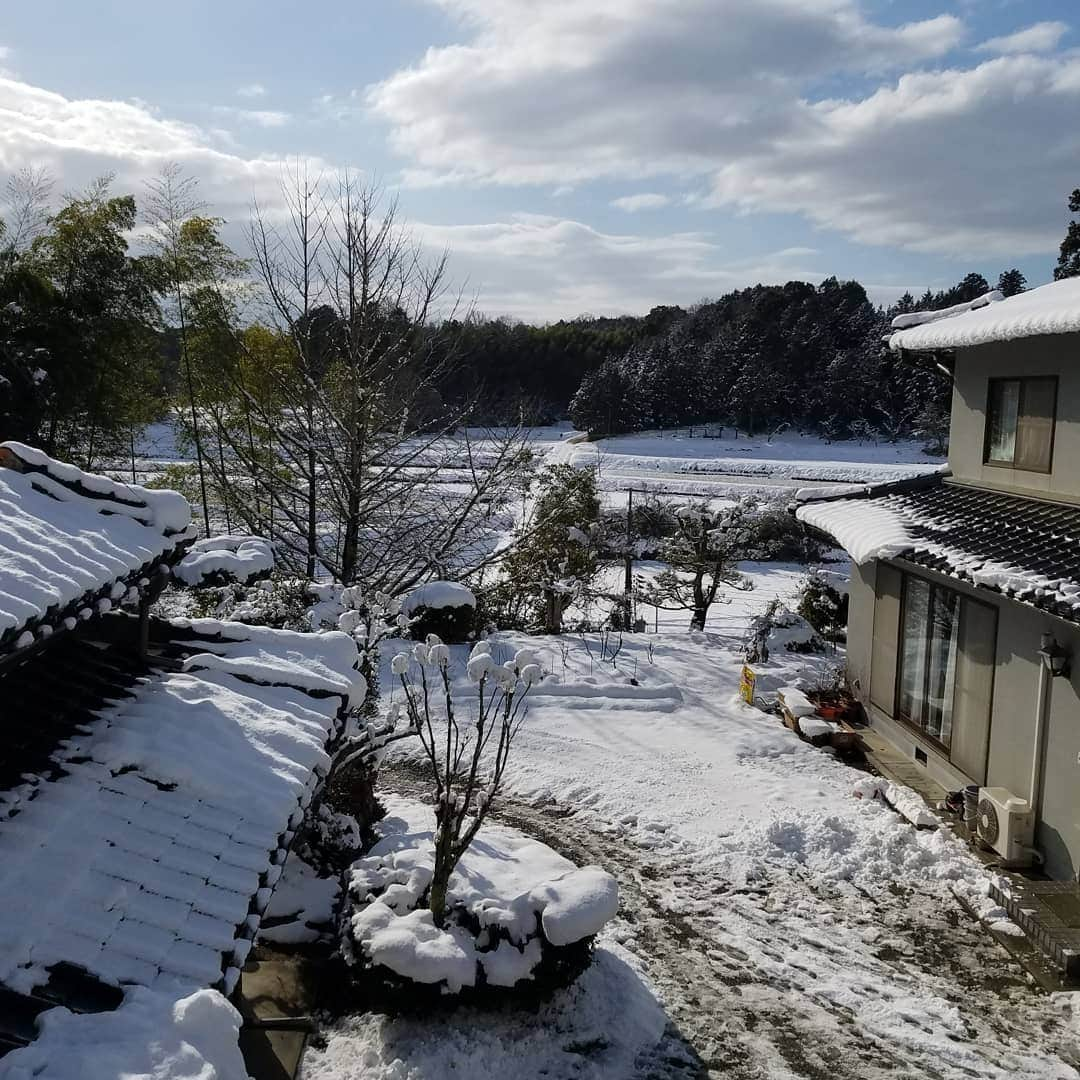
739, 664, 756, 705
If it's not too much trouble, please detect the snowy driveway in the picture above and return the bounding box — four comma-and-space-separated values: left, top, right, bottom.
304, 603, 1079, 1079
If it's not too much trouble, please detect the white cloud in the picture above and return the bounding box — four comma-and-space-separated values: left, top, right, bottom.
369, 0, 964, 187
237, 82, 267, 99
212, 106, 291, 128
415, 213, 828, 321
976, 21, 1068, 55
367, 1, 1080, 258
0, 75, 326, 236
706, 55, 1080, 257
611, 192, 670, 212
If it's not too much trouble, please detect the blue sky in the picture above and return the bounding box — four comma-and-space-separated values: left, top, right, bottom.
1, 0, 1078, 320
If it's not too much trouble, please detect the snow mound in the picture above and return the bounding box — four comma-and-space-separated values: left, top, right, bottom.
0, 987, 248, 1080
343, 798, 618, 995
401, 580, 477, 614
174, 535, 274, 586
890, 289, 1003, 330
528, 867, 620, 947
259, 851, 341, 946
890, 276, 1080, 351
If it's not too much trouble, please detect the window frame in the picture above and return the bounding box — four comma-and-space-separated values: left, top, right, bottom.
983, 375, 1058, 474
891, 570, 997, 770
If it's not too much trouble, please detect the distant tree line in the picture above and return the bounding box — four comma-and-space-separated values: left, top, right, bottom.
3, 162, 1078, 472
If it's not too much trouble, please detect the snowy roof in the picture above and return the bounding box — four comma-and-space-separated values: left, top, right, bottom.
797, 480, 1080, 623
0, 442, 193, 653
0, 618, 360, 1011
889, 277, 1080, 353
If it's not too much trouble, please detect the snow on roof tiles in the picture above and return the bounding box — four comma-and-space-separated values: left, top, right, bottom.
797, 480, 1080, 623
889, 277, 1080, 352
0, 443, 193, 648
0, 620, 360, 999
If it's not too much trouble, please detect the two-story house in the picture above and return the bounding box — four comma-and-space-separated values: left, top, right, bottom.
796, 277, 1080, 882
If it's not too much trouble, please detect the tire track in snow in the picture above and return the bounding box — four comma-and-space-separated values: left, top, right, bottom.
382, 760, 1080, 1080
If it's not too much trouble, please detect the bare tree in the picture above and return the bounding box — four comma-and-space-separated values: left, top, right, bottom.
143, 164, 213, 532
392, 639, 536, 925
198, 166, 531, 589
3, 166, 53, 252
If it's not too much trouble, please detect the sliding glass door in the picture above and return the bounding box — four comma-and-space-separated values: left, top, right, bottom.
894, 573, 994, 766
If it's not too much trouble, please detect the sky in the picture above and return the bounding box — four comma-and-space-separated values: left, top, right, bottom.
1, 0, 1078, 322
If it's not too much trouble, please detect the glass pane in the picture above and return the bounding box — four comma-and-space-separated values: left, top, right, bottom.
926, 586, 959, 745
1015, 377, 1056, 472
950, 599, 997, 782
987, 380, 1019, 463
898, 577, 931, 725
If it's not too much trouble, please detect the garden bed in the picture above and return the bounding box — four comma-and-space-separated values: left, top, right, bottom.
338, 796, 619, 1009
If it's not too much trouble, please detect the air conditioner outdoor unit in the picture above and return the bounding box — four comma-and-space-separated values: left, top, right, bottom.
976, 787, 1036, 866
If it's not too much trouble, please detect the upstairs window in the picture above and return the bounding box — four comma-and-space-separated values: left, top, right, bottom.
985, 376, 1057, 473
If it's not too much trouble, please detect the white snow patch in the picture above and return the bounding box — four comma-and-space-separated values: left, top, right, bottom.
0, 987, 248, 1080
301, 941, 666, 1079
2, 441, 191, 533
0, 456, 188, 638
172, 619, 365, 708
259, 852, 341, 945
0, 622, 352, 994
890, 289, 1003, 330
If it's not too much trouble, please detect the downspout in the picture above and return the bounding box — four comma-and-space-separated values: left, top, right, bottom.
1029, 634, 1054, 814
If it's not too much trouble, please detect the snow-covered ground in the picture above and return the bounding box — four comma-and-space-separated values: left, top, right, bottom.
302, 565, 1079, 1080
568, 429, 943, 507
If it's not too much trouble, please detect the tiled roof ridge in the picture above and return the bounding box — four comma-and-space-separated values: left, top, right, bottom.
793, 467, 949, 507
800, 479, 1080, 626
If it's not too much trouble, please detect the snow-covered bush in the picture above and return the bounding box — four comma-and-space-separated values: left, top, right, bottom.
498, 465, 601, 633
339, 799, 619, 1005
401, 580, 476, 643
745, 600, 823, 662
797, 573, 849, 643
173, 534, 274, 587
155, 574, 313, 629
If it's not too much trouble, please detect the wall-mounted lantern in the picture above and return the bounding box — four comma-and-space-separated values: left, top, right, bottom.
1038, 632, 1071, 679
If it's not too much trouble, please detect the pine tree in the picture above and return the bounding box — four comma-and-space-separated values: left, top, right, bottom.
996, 268, 1027, 297
1054, 188, 1080, 281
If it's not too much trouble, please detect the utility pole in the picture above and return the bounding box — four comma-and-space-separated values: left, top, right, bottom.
623, 487, 634, 628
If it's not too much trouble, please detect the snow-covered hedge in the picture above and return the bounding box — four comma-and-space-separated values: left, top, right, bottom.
401, 580, 477, 643
339, 798, 618, 1005
173, 534, 275, 587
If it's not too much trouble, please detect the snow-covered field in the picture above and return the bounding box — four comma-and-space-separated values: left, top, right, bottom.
302, 567, 1079, 1080
567, 429, 944, 507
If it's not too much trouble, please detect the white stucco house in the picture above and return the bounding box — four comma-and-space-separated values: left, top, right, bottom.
797, 278, 1080, 882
